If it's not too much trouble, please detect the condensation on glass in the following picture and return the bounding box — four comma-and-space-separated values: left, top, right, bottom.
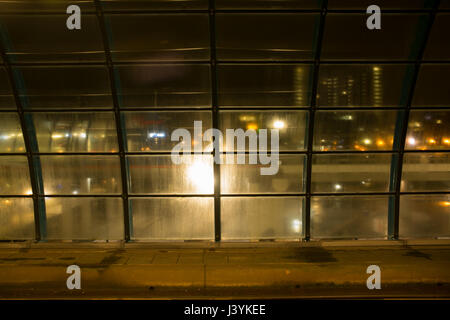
401, 153, 450, 192
0, 67, 15, 109
221, 154, 305, 194
130, 197, 214, 240
128, 155, 214, 194
311, 196, 389, 239
106, 14, 210, 61
45, 197, 124, 240
124, 111, 212, 152
313, 110, 400, 151
221, 197, 304, 240
412, 65, 450, 107
14, 66, 113, 109
220, 110, 308, 151
115, 64, 211, 108
216, 13, 319, 60
0, 113, 25, 153
32, 112, 119, 153
312, 153, 393, 193
0, 156, 31, 195
41, 156, 122, 195
399, 195, 450, 239
317, 64, 411, 107
0, 14, 104, 62
321, 13, 426, 60
218, 64, 312, 107
0, 198, 34, 240
405, 110, 450, 150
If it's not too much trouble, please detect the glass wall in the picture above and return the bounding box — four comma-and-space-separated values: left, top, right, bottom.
0, 0, 448, 241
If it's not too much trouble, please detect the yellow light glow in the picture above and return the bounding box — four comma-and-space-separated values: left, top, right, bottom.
427, 138, 436, 144
438, 201, 450, 207
25, 189, 33, 195
363, 139, 372, 145
187, 160, 214, 193
51, 134, 63, 139
443, 138, 450, 145
292, 219, 301, 233
273, 120, 285, 129
407, 137, 416, 146
247, 123, 258, 130
376, 139, 385, 146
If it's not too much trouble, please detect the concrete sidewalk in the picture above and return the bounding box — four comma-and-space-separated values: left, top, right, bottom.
0, 244, 449, 299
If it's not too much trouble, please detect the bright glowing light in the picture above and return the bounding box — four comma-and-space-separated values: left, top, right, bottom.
247, 123, 258, 130
51, 134, 63, 139
148, 132, 166, 138
342, 115, 353, 120
292, 219, 301, 233
363, 139, 372, 145
334, 184, 342, 190
25, 189, 33, 195
0, 135, 10, 140
438, 201, 450, 207
187, 160, 214, 193
373, 66, 380, 71
65, 133, 70, 138
79, 132, 87, 139
407, 137, 416, 146
427, 138, 436, 144
72, 190, 78, 195
273, 120, 285, 129
376, 139, 385, 146
443, 138, 450, 145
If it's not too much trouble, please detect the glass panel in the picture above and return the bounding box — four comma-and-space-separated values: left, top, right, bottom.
115, 64, 211, 108
128, 155, 214, 194
41, 156, 122, 195
32, 112, 118, 153
313, 110, 399, 151
311, 196, 389, 239
312, 153, 392, 193
130, 197, 214, 240
400, 195, 450, 239
218, 64, 312, 107
220, 111, 308, 151
423, 14, 450, 61
124, 111, 212, 152
405, 110, 450, 150
216, 0, 322, 9
0, 156, 31, 195
401, 153, 450, 192
221, 154, 305, 194
321, 13, 425, 60
0, 113, 25, 153
106, 14, 210, 62
327, 0, 430, 9
0, 14, 104, 63
317, 64, 410, 107
216, 13, 318, 60
0, 198, 34, 240
221, 197, 303, 240
101, 0, 207, 10
0, 0, 96, 13
14, 66, 113, 109
412, 65, 450, 107
45, 197, 124, 240
0, 67, 15, 109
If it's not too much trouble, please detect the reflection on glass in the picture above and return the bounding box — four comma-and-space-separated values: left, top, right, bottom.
130, 197, 214, 240
218, 64, 312, 107
318, 64, 410, 107
216, 0, 321, 9
220, 111, 308, 151
312, 154, 392, 193
128, 155, 214, 194
101, 0, 207, 11
0, 156, 31, 195
41, 156, 122, 195
0, 198, 34, 240
321, 13, 425, 60
221, 197, 303, 240
45, 197, 124, 240
401, 153, 450, 192
124, 111, 212, 152
221, 154, 305, 194
405, 110, 450, 150
14, 66, 113, 109
0, 0, 96, 13
115, 64, 211, 108
313, 110, 399, 151
0, 14, 104, 62
107, 14, 209, 61
327, 0, 427, 9
412, 65, 450, 107
423, 14, 450, 61
216, 13, 318, 60
400, 195, 450, 239
0, 67, 15, 109
32, 112, 118, 153
311, 196, 389, 239
0, 113, 25, 153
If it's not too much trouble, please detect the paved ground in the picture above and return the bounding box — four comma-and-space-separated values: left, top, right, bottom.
0, 243, 449, 299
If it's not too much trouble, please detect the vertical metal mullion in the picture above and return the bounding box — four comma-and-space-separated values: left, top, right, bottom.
209, 0, 221, 242
0, 36, 46, 241
94, 1, 131, 242
391, 1, 440, 239
304, 1, 328, 241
